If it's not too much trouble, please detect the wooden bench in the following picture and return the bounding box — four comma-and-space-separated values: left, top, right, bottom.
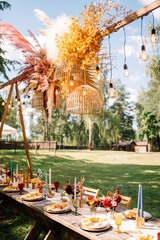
106, 191, 132, 209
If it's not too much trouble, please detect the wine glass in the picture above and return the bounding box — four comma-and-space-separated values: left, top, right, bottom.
54, 182, 60, 192
115, 213, 123, 234
72, 199, 80, 216
18, 182, 24, 195
42, 188, 48, 202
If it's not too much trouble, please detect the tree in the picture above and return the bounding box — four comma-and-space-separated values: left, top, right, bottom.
0, 1, 18, 81
110, 80, 135, 142
140, 110, 160, 151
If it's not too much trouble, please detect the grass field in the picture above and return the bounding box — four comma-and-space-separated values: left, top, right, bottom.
0, 149, 160, 240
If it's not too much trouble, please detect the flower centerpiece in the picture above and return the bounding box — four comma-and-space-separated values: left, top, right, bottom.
103, 188, 121, 214
86, 195, 102, 213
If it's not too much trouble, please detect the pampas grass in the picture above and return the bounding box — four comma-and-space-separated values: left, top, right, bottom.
34, 9, 71, 62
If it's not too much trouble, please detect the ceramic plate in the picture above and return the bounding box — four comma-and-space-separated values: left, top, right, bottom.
124, 210, 152, 220
20, 195, 44, 201
79, 217, 110, 232
44, 205, 70, 213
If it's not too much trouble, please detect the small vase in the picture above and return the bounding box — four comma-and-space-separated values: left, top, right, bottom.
32, 183, 35, 189
107, 209, 115, 219
90, 205, 97, 215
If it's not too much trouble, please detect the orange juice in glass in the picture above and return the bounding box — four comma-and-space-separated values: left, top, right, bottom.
115, 213, 123, 234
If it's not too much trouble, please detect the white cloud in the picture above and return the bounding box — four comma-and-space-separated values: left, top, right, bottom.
118, 44, 135, 57
126, 26, 139, 35
138, 0, 160, 20
127, 87, 138, 102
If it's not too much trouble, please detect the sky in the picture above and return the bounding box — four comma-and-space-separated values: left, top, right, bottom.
0, 0, 160, 135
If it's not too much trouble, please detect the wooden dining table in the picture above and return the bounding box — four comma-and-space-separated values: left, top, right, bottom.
0, 186, 160, 240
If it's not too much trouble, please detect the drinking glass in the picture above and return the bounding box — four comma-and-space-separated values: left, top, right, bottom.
43, 188, 48, 202
54, 182, 60, 192
18, 182, 24, 195
115, 213, 123, 233
6, 177, 10, 185
72, 199, 80, 216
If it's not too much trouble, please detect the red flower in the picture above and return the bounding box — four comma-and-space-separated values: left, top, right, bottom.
103, 197, 112, 208
115, 188, 120, 194
115, 195, 121, 203
66, 180, 70, 184
88, 195, 93, 201
66, 185, 73, 195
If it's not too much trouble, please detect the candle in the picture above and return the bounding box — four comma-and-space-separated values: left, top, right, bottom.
140, 185, 144, 218
137, 184, 141, 217
6, 167, 7, 179
74, 177, 76, 199
23, 165, 25, 186
27, 166, 29, 188
11, 161, 13, 177
80, 176, 83, 207
16, 164, 18, 174
45, 171, 48, 189
49, 168, 51, 188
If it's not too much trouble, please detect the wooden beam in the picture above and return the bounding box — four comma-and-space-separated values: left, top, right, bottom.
0, 75, 19, 90
15, 83, 33, 178
0, 83, 14, 138
106, 0, 160, 34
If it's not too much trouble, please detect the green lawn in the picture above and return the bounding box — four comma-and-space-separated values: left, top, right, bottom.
0, 149, 160, 240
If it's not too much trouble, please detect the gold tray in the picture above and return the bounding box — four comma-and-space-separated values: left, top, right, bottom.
79, 222, 111, 232
44, 206, 71, 214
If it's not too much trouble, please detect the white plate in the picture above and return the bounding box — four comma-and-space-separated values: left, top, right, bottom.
124, 210, 152, 220
3, 188, 20, 192
44, 205, 70, 213
21, 195, 43, 201
81, 218, 109, 229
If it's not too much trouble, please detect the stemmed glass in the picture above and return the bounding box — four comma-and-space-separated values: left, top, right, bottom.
72, 199, 80, 216
54, 182, 60, 192
115, 213, 123, 234
43, 188, 48, 202
18, 182, 24, 195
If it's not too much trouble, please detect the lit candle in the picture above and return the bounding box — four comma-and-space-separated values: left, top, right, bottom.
45, 171, 48, 189
49, 168, 51, 188
74, 177, 76, 199
140, 185, 144, 218
16, 164, 18, 174
137, 184, 141, 217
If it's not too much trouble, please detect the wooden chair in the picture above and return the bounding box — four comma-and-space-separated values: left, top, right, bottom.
106, 191, 132, 209
83, 187, 100, 199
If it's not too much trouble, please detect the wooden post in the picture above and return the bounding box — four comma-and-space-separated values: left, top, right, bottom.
0, 84, 14, 138
15, 83, 33, 178
106, 0, 160, 35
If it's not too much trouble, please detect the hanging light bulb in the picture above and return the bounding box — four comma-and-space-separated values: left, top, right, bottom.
96, 66, 101, 80
123, 27, 130, 77
124, 64, 130, 77
151, 29, 156, 43
15, 96, 17, 100
151, 12, 157, 43
108, 83, 116, 98
22, 102, 25, 110
11, 104, 15, 110
139, 17, 149, 62
139, 45, 149, 62
8, 102, 11, 109
17, 99, 21, 105
2, 100, 5, 106
27, 95, 30, 103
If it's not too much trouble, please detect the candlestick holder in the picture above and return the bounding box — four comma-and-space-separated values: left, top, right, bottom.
80, 199, 83, 208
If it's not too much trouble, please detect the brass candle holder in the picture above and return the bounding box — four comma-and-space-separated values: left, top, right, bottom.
136, 216, 145, 229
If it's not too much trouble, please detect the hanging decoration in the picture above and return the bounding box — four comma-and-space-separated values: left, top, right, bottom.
150, 12, 157, 43
139, 17, 149, 62
0, 1, 131, 118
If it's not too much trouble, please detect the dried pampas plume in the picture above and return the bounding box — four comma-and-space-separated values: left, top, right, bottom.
34, 9, 53, 27
47, 83, 55, 121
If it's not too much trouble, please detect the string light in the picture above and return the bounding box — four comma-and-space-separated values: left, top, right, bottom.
17, 99, 21, 105
123, 27, 130, 77
27, 95, 30, 103
139, 17, 149, 62
8, 102, 11, 109
96, 65, 100, 80
22, 102, 25, 110
151, 12, 156, 43
70, 76, 74, 86
2, 100, 5, 106
11, 105, 15, 110
108, 34, 116, 98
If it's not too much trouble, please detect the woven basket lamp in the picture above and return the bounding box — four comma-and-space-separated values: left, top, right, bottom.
32, 91, 44, 110
66, 85, 102, 114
